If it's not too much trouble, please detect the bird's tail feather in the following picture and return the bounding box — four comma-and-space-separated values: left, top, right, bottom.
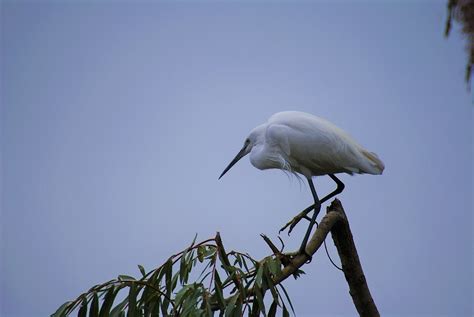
361, 150, 385, 175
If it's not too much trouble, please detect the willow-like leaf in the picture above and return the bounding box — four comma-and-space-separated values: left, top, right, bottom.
118, 275, 136, 281
278, 284, 295, 315
127, 283, 138, 317
99, 286, 117, 317
268, 300, 278, 317
180, 247, 191, 284
89, 292, 99, 317
214, 271, 225, 310
110, 297, 128, 317
254, 287, 266, 316
78, 296, 87, 317
138, 265, 146, 277
255, 264, 264, 288
51, 301, 72, 317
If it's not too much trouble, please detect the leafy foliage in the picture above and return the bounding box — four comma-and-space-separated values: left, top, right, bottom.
445, 0, 474, 85
52, 233, 294, 317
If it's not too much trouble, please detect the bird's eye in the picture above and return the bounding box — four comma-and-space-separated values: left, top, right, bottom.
245, 139, 250, 144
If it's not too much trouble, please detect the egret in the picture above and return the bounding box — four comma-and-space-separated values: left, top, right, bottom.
218, 111, 384, 257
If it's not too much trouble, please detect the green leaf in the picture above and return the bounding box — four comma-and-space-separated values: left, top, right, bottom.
197, 245, 206, 262
254, 287, 266, 316
150, 296, 161, 317
202, 291, 213, 317
282, 305, 290, 317
138, 265, 146, 277
180, 247, 191, 284
127, 283, 138, 317
51, 301, 72, 317
118, 275, 136, 281
110, 297, 128, 317
204, 246, 217, 259
255, 264, 264, 288
268, 300, 278, 317
161, 258, 173, 313
78, 296, 87, 317
234, 299, 243, 317
99, 286, 117, 317
175, 284, 192, 307
190, 233, 198, 246
268, 258, 282, 278
278, 285, 295, 315
89, 292, 99, 317
224, 294, 239, 317
171, 271, 180, 291
263, 266, 278, 302
214, 272, 225, 310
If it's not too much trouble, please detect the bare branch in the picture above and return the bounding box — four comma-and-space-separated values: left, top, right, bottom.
328, 199, 380, 317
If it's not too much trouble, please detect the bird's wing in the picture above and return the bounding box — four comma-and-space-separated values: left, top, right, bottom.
265, 124, 291, 156
268, 112, 370, 175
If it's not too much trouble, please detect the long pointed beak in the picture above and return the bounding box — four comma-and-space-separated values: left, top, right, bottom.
218, 145, 248, 179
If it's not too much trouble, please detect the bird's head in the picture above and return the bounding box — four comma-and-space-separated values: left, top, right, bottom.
218, 125, 264, 179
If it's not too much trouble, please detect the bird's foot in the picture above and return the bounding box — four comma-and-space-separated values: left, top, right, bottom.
279, 212, 312, 235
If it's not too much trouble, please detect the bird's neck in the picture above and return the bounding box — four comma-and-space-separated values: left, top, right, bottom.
249, 144, 283, 171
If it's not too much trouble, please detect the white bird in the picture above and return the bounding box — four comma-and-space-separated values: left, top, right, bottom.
219, 111, 384, 256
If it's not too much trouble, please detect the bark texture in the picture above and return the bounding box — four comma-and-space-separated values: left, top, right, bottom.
328, 199, 380, 317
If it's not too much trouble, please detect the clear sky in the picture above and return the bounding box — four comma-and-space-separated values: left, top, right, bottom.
1, 1, 472, 316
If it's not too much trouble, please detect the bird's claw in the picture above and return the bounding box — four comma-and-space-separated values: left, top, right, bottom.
279, 213, 307, 235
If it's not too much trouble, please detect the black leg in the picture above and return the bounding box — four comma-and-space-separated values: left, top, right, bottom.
298, 178, 321, 256
306, 174, 345, 210
279, 174, 345, 234
323, 174, 345, 203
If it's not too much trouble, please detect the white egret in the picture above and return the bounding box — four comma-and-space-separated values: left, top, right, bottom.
219, 111, 384, 257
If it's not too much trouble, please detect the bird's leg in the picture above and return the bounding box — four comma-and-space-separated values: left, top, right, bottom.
279, 174, 345, 235
279, 205, 314, 235
298, 178, 321, 259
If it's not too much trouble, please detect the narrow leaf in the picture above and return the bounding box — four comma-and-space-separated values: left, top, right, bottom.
180, 247, 190, 284
89, 292, 99, 317
278, 285, 295, 315
255, 264, 264, 287
99, 286, 117, 317
127, 283, 138, 317
110, 297, 128, 317
197, 245, 205, 262
118, 275, 136, 281
224, 294, 238, 317
78, 297, 87, 317
268, 300, 278, 317
138, 265, 146, 277
214, 272, 225, 310
254, 287, 266, 316
51, 301, 72, 317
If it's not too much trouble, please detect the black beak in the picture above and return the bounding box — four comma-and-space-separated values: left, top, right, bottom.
218, 145, 248, 179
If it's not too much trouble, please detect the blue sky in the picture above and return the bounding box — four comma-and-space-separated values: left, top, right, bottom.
1, 1, 473, 316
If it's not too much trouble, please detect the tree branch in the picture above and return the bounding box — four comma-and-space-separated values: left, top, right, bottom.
328, 199, 380, 317
212, 199, 379, 316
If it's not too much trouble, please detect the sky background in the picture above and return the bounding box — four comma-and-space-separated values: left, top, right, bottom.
1, 1, 473, 316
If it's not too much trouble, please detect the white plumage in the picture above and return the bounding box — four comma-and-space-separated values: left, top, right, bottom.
219, 111, 384, 255
220, 111, 384, 179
